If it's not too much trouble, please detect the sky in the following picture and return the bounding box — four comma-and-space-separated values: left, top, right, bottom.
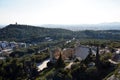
0, 0, 120, 25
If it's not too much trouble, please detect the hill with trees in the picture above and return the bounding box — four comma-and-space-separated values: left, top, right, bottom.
0, 24, 73, 42
0, 24, 120, 42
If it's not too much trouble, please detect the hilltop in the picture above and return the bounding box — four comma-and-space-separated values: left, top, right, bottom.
0, 24, 73, 42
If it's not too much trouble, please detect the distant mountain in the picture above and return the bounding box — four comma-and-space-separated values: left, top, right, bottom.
0, 24, 120, 42
0, 25, 4, 28
42, 22, 120, 31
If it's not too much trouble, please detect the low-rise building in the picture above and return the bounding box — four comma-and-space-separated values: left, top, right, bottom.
18, 43, 27, 48
1, 49, 13, 56
74, 45, 90, 60
62, 48, 75, 60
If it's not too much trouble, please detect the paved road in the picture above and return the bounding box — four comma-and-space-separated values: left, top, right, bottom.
108, 59, 118, 65
65, 62, 74, 69
37, 59, 50, 71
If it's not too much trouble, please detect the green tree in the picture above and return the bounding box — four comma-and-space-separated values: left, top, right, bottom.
95, 46, 101, 70
55, 52, 65, 69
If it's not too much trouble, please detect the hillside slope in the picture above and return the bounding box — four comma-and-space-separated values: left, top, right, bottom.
0, 24, 73, 42
0, 24, 120, 42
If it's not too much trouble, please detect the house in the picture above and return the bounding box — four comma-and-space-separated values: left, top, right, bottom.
50, 48, 75, 62
0, 41, 8, 49
18, 43, 27, 48
111, 48, 120, 62
9, 41, 18, 49
45, 37, 53, 42
115, 48, 120, 54
1, 49, 13, 56
88, 62, 95, 67
74, 45, 90, 60
62, 48, 75, 60
51, 48, 62, 60
112, 53, 120, 62
66, 40, 71, 44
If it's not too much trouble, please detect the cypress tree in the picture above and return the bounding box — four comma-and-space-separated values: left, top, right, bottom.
55, 52, 65, 69
95, 45, 101, 69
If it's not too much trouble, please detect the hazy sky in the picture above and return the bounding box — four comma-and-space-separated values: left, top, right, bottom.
0, 0, 120, 25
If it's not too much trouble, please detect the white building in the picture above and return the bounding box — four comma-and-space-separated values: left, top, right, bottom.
18, 43, 27, 48
1, 41, 8, 49
9, 41, 17, 49
1, 49, 13, 56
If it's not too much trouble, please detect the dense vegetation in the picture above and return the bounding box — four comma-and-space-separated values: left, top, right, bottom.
0, 24, 73, 42
75, 30, 120, 40
0, 45, 50, 80
0, 39, 120, 80
35, 40, 120, 80
0, 58, 38, 80
0, 24, 120, 42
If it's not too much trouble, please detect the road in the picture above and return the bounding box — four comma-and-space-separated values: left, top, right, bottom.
37, 59, 50, 71
65, 62, 74, 69
108, 59, 118, 65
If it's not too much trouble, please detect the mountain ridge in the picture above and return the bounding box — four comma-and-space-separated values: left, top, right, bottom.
0, 24, 73, 42
0, 24, 120, 42
41, 22, 120, 31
